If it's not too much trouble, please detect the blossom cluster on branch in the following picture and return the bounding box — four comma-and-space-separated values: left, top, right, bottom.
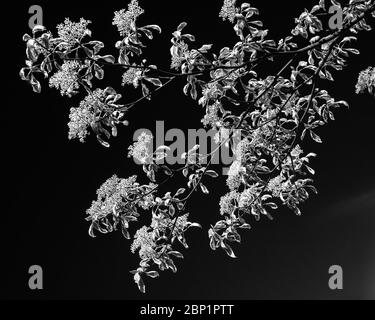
19, 0, 375, 292
355, 66, 375, 95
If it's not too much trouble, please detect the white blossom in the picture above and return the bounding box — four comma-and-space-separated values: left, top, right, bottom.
151, 213, 189, 235
113, 0, 144, 36
355, 66, 375, 95
68, 89, 105, 142
219, 0, 237, 23
238, 186, 258, 208
128, 132, 153, 164
56, 18, 91, 49
219, 191, 240, 215
130, 226, 157, 260
226, 160, 244, 190
201, 102, 220, 128
49, 60, 81, 96
267, 174, 287, 197
122, 65, 142, 87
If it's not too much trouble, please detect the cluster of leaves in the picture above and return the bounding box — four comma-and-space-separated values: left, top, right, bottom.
19, 0, 375, 292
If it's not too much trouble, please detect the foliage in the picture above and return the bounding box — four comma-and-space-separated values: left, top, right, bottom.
19, 0, 375, 292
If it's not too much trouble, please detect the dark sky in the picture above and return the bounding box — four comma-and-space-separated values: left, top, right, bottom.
2, 0, 375, 300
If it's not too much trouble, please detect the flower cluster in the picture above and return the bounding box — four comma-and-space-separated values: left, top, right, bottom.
267, 174, 287, 197
151, 213, 189, 236
235, 138, 252, 163
355, 66, 375, 95
49, 60, 81, 96
200, 82, 223, 107
138, 183, 157, 210
68, 89, 105, 142
130, 226, 157, 260
122, 65, 143, 87
97, 174, 127, 200
113, 0, 144, 36
238, 186, 257, 208
68, 106, 95, 142
213, 127, 230, 144
201, 102, 221, 128
219, 0, 238, 23
86, 174, 155, 222
226, 160, 244, 190
128, 132, 154, 164
219, 190, 240, 215
87, 175, 132, 220
56, 18, 91, 49
290, 144, 303, 158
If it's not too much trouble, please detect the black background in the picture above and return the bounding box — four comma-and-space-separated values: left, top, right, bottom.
2, 0, 374, 299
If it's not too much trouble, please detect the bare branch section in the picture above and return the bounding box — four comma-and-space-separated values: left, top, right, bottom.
19, 0, 375, 292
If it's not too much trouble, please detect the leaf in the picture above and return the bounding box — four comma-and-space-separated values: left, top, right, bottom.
177, 202, 184, 210
32, 25, 46, 34
22, 33, 31, 42
26, 46, 38, 63
188, 222, 202, 229
239, 223, 251, 229
182, 34, 195, 42
168, 251, 184, 259
190, 83, 197, 99
221, 241, 236, 258
182, 168, 188, 177
121, 226, 130, 239
311, 4, 321, 13
146, 271, 159, 278
96, 135, 110, 148
336, 100, 349, 108
183, 83, 190, 96
325, 70, 334, 81
145, 77, 162, 87
19, 67, 29, 81
265, 202, 278, 210
205, 170, 219, 178
197, 44, 213, 52
166, 259, 177, 272
94, 66, 104, 80
88, 223, 96, 238
310, 130, 322, 143
118, 50, 129, 65
200, 184, 209, 194
83, 46, 93, 58
345, 48, 360, 55
136, 274, 146, 293
177, 22, 187, 32
141, 28, 153, 40
169, 205, 175, 216
144, 24, 162, 33
30, 77, 41, 93
142, 83, 151, 100
175, 188, 186, 196
305, 165, 315, 175
89, 40, 105, 53
100, 55, 115, 64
